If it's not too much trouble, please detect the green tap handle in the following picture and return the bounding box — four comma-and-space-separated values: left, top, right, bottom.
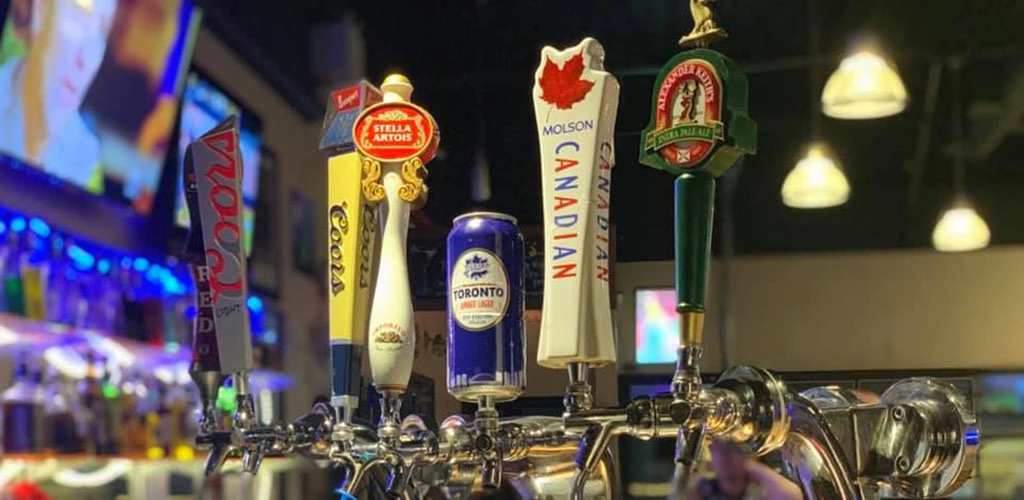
674, 173, 714, 345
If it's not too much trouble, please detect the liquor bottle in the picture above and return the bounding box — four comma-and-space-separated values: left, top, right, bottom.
43, 236, 70, 325
1, 354, 43, 453
0, 230, 25, 316
77, 353, 110, 455
20, 232, 46, 321
42, 366, 81, 454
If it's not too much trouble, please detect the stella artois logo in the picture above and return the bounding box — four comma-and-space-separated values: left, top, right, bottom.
353, 102, 439, 163
639, 49, 756, 178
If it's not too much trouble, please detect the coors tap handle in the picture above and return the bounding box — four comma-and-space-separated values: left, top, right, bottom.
183, 116, 257, 474
355, 73, 439, 468
532, 37, 619, 391
320, 81, 383, 425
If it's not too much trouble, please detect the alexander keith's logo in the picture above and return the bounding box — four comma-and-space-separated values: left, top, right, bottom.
643, 59, 724, 169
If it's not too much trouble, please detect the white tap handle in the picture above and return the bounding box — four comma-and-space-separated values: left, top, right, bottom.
367, 170, 415, 391
533, 38, 620, 369
353, 74, 439, 394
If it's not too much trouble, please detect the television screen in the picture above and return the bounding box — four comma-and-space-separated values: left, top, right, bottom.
173, 71, 261, 254
0, 0, 199, 214
635, 288, 679, 364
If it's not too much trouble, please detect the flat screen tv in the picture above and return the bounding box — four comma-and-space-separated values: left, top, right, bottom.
0, 0, 200, 214
173, 70, 261, 254
635, 288, 679, 365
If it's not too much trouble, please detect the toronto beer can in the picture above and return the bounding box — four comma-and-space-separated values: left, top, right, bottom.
447, 212, 526, 402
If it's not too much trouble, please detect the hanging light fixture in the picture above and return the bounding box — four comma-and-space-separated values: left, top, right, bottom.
782, 143, 850, 208
932, 59, 990, 252
932, 202, 990, 252
782, 0, 850, 209
822, 43, 908, 120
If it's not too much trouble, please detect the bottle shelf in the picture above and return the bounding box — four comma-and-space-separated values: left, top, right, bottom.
0, 312, 293, 392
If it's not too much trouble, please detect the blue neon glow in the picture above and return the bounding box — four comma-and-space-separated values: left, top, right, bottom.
133, 257, 150, 272
247, 296, 264, 313
965, 428, 979, 446
121, 257, 132, 269
0, 221, 6, 234
28, 218, 50, 237
11, 217, 26, 232
263, 329, 278, 344
186, 305, 197, 320
335, 490, 357, 500
97, 259, 111, 274
68, 245, 96, 271
145, 265, 161, 282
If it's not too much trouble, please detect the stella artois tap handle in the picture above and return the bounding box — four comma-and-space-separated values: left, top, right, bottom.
183, 116, 257, 474
320, 81, 383, 432
355, 73, 439, 443
532, 38, 619, 379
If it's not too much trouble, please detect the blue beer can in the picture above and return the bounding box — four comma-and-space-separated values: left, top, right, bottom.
447, 212, 526, 402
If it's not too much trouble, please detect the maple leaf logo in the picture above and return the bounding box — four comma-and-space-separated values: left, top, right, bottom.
537, 50, 595, 116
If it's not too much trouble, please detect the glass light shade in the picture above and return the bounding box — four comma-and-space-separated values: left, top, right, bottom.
932, 205, 990, 252
822, 50, 907, 119
781, 145, 850, 208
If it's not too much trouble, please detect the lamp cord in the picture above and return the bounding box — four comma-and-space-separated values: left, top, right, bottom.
808, 0, 822, 139
950, 58, 966, 197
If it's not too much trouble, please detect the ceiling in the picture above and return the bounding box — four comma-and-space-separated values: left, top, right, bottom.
200, 0, 1024, 261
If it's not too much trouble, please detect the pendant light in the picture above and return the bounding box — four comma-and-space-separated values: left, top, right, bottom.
932, 58, 990, 252
822, 41, 908, 120
782, 143, 850, 208
782, 0, 850, 209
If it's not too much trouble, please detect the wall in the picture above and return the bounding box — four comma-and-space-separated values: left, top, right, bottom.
616, 246, 1024, 373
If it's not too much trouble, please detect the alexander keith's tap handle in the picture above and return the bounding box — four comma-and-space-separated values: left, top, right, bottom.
183, 116, 253, 376
674, 173, 714, 346
638, 47, 755, 348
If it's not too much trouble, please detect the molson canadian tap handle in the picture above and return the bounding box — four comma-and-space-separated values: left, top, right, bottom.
320, 81, 384, 410
183, 116, 254, 377
532, 38, 619, 369
355, 74, 439, 393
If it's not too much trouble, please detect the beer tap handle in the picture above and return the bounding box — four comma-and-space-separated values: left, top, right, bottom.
533, 38, 620, 370
355, 74, 439, 395
184, 116, 254, 446
321, 82, 384, 419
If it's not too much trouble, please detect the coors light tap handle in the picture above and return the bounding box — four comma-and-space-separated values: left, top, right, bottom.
320, 81, 383, 415
355, 74, 439, 394
532, 38, 619, 369
183, 116, 253, 425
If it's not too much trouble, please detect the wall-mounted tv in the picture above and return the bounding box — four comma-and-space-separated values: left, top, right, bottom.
635, 288, 678, 365
173, 70, 261, 255
0, 0, 200, 214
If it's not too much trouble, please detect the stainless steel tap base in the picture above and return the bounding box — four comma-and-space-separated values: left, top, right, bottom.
712, 365, 791, 454
875, 378, 978, 498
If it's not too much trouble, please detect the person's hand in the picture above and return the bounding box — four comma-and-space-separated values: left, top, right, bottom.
744, 459, 803, 500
